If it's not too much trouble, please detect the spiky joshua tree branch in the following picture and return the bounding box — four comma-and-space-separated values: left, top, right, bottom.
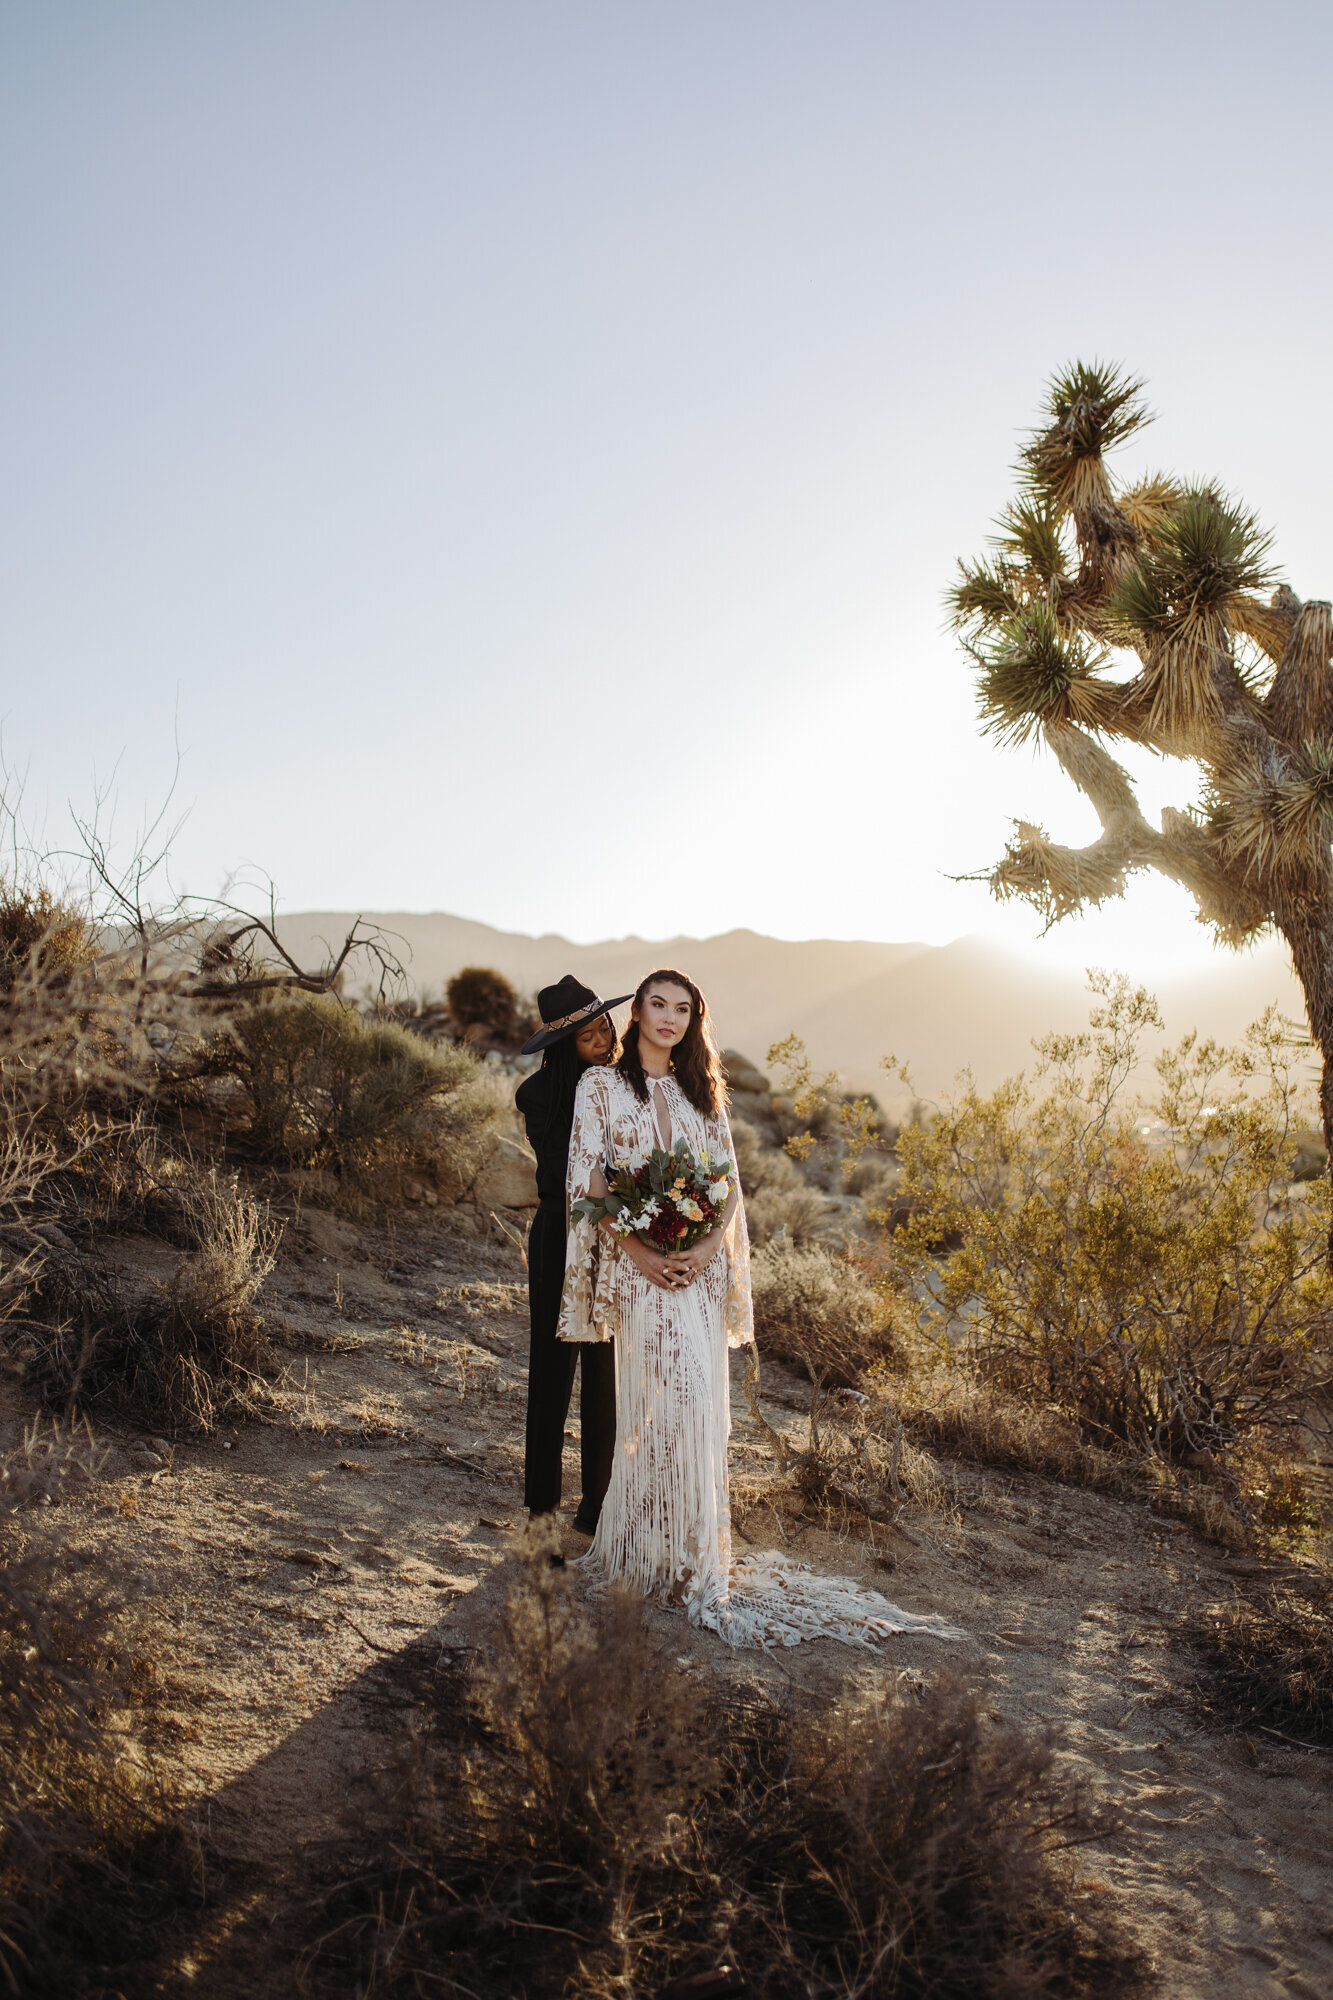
952, 362, 1333, 1248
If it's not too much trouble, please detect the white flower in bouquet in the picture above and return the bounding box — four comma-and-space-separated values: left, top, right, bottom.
676, 1196, 703, 1223
708, 1176, 730, 1201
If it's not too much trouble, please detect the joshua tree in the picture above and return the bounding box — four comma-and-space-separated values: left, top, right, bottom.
951, 362, 1333, 1237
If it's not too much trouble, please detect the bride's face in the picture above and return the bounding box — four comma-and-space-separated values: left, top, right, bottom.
634, 982, 693, 1053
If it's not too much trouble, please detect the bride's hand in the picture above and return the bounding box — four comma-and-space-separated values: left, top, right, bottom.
621, 1236, 691, 1291
668, 1232, 722, 1284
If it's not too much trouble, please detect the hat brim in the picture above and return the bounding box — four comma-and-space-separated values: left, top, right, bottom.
520, 993, 633, 1056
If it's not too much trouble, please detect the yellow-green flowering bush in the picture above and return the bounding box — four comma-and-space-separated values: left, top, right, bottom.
881, 975, 1331, 1514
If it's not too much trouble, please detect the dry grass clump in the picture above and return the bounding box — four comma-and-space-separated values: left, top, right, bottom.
308, 1531, 1140, 1999
0, 884, 96, 993
0, 1424, 173, 1997
876, 1352, 1291, 1547
736, 1354, 952, 1537
22, 1169, 281, 1432
215, 991, 501, 1192
888, 1362, 1109, 1486
793, 1388, 950, 1529
750, 1235, 887, 1387
1186, 1571, 1333, 1746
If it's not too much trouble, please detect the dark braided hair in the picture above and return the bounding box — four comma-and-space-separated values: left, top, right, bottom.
618, 968, 727, 1120
531, 1018, 620, 1165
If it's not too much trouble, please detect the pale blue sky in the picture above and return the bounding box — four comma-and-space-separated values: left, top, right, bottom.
3, 1, 1331, 970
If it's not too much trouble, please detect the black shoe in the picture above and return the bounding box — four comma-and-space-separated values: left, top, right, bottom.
571, 1512, 599, 1536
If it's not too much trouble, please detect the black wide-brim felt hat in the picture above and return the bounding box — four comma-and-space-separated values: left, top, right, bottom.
521, 973, 633, 1055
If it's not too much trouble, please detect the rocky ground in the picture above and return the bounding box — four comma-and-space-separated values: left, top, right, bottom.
8, 1190, 1333, 1999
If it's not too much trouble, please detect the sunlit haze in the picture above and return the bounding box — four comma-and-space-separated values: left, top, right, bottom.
3, 2, 1331, 980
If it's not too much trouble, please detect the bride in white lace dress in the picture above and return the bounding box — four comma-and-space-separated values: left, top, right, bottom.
557, 967, 961, 1650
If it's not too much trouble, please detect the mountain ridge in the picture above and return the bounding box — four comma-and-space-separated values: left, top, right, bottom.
271, 910, 1308, 1103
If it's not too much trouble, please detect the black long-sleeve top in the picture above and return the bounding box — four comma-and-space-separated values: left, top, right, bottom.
515, 1068, 572, 1205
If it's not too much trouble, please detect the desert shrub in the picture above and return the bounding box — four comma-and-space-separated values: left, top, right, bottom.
881, 976, 1333, 1516
217, 991, 499, 1186
736, 1353, 950, 1530
0, 883, 96, 994
745, 1181, 845, 1248
445, 963, 524, 1044
729, 1113, 799, 1197
750, 1235, 886, 1385
0, 1426, 160, 1994
0, 1427, 198, 1998
796, 1387, 949, 1525
1186, 1570, 1333, 1745
309, 1532, 1138, 1999
885, 1360, 1110, 1485
22, 1169, 280, 1432
768, 1032, 887, 1185
735, 1096, 856, 1241
844, 1152, 900, 1201
713, 1677, 1134, 2000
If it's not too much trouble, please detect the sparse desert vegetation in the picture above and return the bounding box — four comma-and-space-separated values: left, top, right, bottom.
0, 805, 1330, 1996
305, 1529, 1141, 2000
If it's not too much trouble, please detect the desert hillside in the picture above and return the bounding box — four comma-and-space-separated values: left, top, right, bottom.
276, 909, 1309, 1100
5, 879, 1332, 1998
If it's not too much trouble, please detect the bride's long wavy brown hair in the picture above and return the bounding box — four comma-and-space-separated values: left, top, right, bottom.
618, 967, 727, 1119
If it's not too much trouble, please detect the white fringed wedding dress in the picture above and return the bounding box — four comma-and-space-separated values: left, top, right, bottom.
557, 1065, 961, 1650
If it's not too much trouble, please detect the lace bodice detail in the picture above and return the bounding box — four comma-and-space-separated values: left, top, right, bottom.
557, 1066, 753, 1348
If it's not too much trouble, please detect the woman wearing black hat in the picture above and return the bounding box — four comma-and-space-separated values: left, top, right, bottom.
515, 975, 631, 1532
556, 967, 963, 1652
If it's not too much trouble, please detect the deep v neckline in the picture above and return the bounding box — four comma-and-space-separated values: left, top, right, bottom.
649, 1075, 673, 1150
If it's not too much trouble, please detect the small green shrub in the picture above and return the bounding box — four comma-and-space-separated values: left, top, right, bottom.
750, 1236, 886, 1385
221, 992, 498, 1185
445, 964, 524, 1044
768, 1032, 887, 1183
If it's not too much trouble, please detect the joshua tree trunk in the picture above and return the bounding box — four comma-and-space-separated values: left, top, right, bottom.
952, 364, 1333, 1259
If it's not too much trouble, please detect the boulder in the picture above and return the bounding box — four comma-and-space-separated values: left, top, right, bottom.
474, 1134, 540, 1209
298, 1207, 363, 1262
721, 1048, 771, 1094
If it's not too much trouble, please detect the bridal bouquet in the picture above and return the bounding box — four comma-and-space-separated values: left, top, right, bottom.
573, 1137, 732, 1252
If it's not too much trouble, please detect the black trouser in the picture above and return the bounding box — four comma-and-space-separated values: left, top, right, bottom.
524, 1202, 616, 1521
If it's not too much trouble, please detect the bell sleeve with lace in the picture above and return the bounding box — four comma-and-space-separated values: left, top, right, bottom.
557, 1067, 620, 1344
714, 1106, 754, 1349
